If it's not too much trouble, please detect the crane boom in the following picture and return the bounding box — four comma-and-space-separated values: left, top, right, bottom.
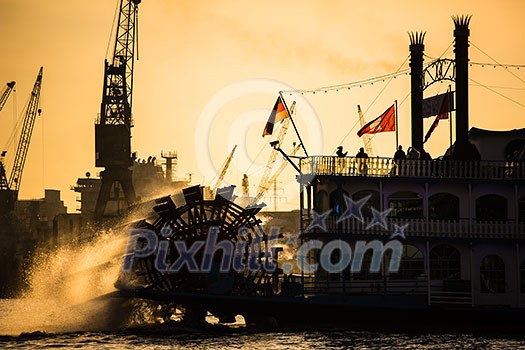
256, 101, 295, 198
358, 105, 375, 157
209, 145, 237, 198
0, 81, 15, 113
9, 67, 43, 193
251, 143, 301, 205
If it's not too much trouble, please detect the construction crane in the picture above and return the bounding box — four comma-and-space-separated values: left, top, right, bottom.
94, 0, 141, 218
251, 142, 301, 205
357, 104, 375, 157
255, 101, 295, 201
207, 145, 237, 199
0, 81, 15, 113
0, 68, 43, 212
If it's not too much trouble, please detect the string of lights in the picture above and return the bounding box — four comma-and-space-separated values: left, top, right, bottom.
280, 55, 524, 96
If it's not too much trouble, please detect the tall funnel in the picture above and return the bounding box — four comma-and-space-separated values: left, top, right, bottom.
453, 15, 470, 146
409, 32, 425, 151
451, 15, 480, 160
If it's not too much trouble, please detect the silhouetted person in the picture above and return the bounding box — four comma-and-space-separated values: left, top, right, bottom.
393, 145, 406, 161
407, 147, 420, 160
356, 147, 369, 175
356, 147, 368, 159
336, 146, 347, 157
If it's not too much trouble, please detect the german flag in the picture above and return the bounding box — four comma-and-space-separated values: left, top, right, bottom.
262, 96, 290, 137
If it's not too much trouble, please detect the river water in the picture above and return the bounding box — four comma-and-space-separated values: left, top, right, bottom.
1, 322, 525, 349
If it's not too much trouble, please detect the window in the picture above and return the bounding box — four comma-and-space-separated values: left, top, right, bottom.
352, 190, 380, 217
316, 190, 329, 213
480, 255, 506, 293
520, 260, 525, 293
519, 197, 525, 224
388, 191, 423, 219
476, 195, 507, 222
429, 193, 460, 221
329, 190, 349, 216
389, 244, 425, 280
430, 244, 461, 280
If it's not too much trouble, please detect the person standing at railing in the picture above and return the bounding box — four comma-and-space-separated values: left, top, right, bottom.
335, 146, 348, 174
356, 147, 369, 175
336, 146, 347, 157
392, 145, 406, 176
394, 145, 406, 161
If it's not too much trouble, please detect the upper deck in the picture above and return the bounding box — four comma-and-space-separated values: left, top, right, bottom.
300, 156, 525, 181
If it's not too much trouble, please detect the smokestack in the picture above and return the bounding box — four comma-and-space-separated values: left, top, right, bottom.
453, 15, 470, 146
450, 15, 480, 160
409, 32, 425, 152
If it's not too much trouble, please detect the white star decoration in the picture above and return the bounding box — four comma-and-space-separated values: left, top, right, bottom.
366, 207, 392, 230
286, 232, 301, 247
305, 209, 332, 232
390, 223, 409, 239
336, 194, 371, 224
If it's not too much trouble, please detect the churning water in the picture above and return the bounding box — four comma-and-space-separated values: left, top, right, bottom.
0, 230, 133, 335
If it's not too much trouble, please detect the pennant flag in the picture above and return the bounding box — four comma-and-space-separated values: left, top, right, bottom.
422, 91, 454, 119
423, 91, 452, 143
262, 96, 290, 137
423, 114, 441, 144
357, 104, 395, 137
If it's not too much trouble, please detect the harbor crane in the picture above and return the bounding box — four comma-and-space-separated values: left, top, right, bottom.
251, 142, 301, 205
357, 105, 375, 157
0, 68, 43, 212
0, 81, 15, 113
255, 101, 295, 203
207, 145, 237, 199
94, 0, 142, 218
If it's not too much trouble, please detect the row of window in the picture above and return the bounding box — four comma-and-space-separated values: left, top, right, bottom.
332, 244, 509, 294
317, 189, 525, 222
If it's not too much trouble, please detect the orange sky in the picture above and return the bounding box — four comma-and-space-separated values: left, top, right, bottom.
0, 0, 524, 212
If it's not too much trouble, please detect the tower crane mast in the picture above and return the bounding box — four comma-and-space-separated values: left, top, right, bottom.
0, 68, 42, 212
251, 142, 301, 205
94, 0, 141, 217
208, 145, 237, 199
0, 81, 15, 113
358, 105, 375, 157
255, 101, 295, 200
9, 68, 43, 193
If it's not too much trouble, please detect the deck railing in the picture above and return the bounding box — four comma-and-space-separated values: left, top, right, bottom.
305, 216, 525, 238
300, 156, 525, 180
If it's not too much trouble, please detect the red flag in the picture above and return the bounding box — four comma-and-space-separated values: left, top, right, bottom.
357, 104, 395, 137
423, 92, 451, 143
262, 96, 290, 137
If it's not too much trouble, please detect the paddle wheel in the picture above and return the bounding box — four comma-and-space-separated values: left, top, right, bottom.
127, 185, 276, 297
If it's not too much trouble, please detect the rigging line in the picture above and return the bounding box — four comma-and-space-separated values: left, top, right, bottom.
332, 56, 409, 154
244, 137, 269, 174
3, 93, 30, 152
470, 78, 525, 108
469, 41, 525, 84
469, 62, 525, 69
105, 0, 120, 60
469, 83, 525, 91
281, 55, 410, 94
424, 40, 454, 61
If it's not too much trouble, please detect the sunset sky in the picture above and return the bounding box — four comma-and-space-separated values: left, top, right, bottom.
0, 0, 524, 212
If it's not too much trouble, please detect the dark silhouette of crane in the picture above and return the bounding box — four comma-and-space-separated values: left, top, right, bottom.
0, 68, 43, 212
94, 0, 141, 218
0, 81, 15, 113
